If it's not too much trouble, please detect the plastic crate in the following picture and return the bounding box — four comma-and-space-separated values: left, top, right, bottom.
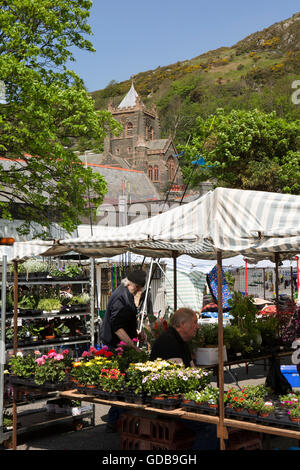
280, 365, 300, 387
227, 430, 262, 451
120, 434, 195, 451
120, 413, 194, 443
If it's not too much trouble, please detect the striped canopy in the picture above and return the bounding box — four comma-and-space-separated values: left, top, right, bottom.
55, 187, 300, 261
3, 187, 300, 261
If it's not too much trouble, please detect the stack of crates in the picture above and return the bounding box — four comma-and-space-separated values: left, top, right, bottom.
120, 412, 195, 450
227, 428, 263, 450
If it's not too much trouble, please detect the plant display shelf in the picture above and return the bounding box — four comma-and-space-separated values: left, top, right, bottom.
5, 277, 90, 286
60, 389, 300, 443
6, 336, 91, 352
0, 406, 94, 445
5, 309, 89, 320
1, 259, 95, 449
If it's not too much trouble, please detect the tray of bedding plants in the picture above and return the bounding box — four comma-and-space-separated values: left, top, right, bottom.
145, 394, 183, 411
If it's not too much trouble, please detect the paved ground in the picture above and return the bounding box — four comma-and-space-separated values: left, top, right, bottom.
1, 355, 299, 452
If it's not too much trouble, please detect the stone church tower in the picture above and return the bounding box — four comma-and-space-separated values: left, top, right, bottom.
105, 83, 183, 194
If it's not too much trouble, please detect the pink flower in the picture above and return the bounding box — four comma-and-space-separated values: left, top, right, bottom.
102, 345, 109, 351
55, 354, 64, 361
34, 350, 41, 355
89, 346, 97, 353
48, 352, 57, 358
35, 357, 45, 366
119, 341, 127, 346
82, 351, 90, 357
62, 349, 69, 355
132, 338, 138, 343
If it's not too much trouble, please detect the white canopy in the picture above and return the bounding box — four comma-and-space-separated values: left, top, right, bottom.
3, 187, 300, 262
50, 187, 300, 261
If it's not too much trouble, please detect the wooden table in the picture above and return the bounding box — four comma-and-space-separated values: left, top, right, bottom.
60, 389, 300, 443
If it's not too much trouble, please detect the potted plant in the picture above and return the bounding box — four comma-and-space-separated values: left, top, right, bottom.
8, 352, 36, 380
288, 406, 300, 422
125, 359, 178, 397
53, 322, 70, 340
114, 340, 149, 372
70, 292, 90, 311
22, 259, 49, 280
279, 393, 300, 409
49, 263, 85, 280
194, 386, 219, 408
228, 291, 262, 357
191, 324, 228, 365
28, 324, 45, 342
245, 399, 275, 417
99, 368, 126, 396
225, 387, 248, 411
34, 350, 67, 386
37, 297, 62, 313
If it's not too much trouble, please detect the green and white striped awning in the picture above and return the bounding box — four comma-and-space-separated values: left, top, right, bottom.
165, 268, 207, 312
3, 187, 300, 262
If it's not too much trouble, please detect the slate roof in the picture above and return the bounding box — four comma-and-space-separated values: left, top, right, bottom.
82, 161, 160, 204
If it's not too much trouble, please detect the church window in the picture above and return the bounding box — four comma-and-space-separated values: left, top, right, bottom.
126, 122, 133, 136
154, 165, 159, 181
166, 156, 176, 181
148, 165, 153, 180
146, 126, 154, 140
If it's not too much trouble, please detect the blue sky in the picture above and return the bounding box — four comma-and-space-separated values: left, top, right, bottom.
69, 1, 300, 92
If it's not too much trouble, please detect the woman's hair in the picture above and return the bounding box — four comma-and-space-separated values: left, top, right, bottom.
170, 308, 197, 328
121, 277, 130, 287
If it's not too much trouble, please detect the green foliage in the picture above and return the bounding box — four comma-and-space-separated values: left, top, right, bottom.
9, 353, 36, 378
229, 291, 257, 332
0, 0, 122, 237
37, 297, 62, 312
184, 108, 300, 193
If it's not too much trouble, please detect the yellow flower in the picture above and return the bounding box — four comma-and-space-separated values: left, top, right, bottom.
72, 362, 82, 368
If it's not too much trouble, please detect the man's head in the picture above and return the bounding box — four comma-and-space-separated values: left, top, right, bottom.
126, 270, 146, 295
170, 308, 199, 342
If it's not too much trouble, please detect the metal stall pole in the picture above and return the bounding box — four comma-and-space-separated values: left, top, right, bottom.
275, 253, 279, 305
138, 258, 154, 336
173, 252, 178, 312
0, 255, 7, 434
90, 258, 95, 348
217, 251, 226, 450
290, 266, 294, 301
12, 260, 18, 450
154, 260, 185, 308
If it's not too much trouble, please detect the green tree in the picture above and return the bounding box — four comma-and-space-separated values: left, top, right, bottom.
0, 0, 122, 236
181, 108, 300, 193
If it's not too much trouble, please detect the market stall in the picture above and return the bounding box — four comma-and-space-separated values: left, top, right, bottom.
4, 187, 300, 449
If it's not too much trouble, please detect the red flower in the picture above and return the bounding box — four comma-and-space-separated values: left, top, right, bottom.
104, 351, 113, 358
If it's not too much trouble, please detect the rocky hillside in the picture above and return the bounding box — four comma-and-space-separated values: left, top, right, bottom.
91, 12, 300, 144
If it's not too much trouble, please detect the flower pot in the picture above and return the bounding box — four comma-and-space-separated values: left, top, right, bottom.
208, 403, 218, 409
259, 412, 270, 418
195, 346, 227, 366
45, 335, 55, 340
289, 416, 300, 423
247, 409, 258, 416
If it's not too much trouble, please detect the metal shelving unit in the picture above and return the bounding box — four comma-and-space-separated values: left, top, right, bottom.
0, 257, 96, 447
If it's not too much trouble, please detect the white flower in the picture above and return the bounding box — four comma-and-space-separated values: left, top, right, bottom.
16, 352, 23, 357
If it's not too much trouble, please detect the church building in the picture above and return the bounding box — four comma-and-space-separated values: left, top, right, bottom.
104, 83, 183, 194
